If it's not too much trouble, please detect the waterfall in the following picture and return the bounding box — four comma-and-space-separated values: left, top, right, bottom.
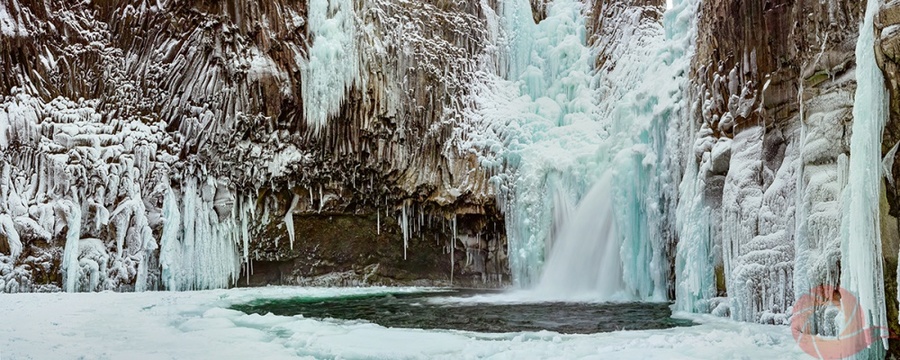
492, 0, 603, 288
482, 0, 698, 300
535, 172, 625, 300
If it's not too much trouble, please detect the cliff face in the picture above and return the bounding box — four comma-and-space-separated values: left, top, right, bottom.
0, 0, 508, 291
686, 0, 900, 354
0, 0, 680, 293
684, 0, 863, 322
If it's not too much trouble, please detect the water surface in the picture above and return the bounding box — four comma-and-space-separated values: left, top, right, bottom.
231, 289, 694, 334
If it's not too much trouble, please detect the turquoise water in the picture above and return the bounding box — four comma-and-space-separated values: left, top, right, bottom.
231, 290, 693, 334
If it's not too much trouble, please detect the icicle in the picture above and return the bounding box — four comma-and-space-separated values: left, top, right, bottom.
60, 198, 82, 293
159, 177, 239, 291
419, 206, 424, 234
401, 202, 409, 260
376, 208, 380, 235
241, 196, 250, 266
882, 141, 900, 187
451, 214, 457, 286
284, 194, 299, 250
793, 78, 811, 303
182, 179, 198, 289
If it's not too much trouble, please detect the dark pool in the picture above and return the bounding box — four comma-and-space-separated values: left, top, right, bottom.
230, 289, 694, 334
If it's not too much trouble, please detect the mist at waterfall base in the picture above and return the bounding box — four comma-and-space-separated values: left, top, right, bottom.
467, 172, 633, 304
536, 172, 626, 301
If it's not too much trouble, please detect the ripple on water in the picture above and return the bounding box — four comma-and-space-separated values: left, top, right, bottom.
230, 289, 694, 334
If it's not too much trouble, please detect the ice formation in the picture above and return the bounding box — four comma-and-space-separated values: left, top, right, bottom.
0, 0, 505, 291
839, 0, 889, 352
2, 0, 688, 297
463, 0, 696, 301
481, 0, 606, 288
301, 0, 360, 133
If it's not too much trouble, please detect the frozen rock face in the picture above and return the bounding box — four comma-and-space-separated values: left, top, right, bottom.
0, 0, 509, 292
683, 0, 863, 324
875, 1, 900, 352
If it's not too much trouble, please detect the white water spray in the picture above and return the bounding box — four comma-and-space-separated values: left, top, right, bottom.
536, 172, 625, 300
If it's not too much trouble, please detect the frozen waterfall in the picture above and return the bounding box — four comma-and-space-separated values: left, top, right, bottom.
475, 0, 697, 301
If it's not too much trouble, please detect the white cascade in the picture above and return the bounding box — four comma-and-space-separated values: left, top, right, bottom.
535, 172, 624, 300
301, 0, 361, 133
491, 0, 603, 288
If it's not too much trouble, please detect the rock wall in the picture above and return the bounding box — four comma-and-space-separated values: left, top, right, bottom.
685, 0, 863, 323
0, 0, 509, 292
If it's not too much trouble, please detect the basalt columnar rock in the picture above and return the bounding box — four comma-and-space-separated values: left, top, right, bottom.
686, 0, 864, 323
0, 0, 508, 292
688, 1, 900, 355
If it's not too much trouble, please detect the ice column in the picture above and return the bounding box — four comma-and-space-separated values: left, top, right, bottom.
840, 0, 888, 352
159, 187, 184, 291
674, 155, 716, 312
59, 199, 82, 293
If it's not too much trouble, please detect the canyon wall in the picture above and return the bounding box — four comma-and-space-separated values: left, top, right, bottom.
0, 0, 509, 291
683, 0, 900, 355
4, 2, 900, 357
683, 0, 863, 322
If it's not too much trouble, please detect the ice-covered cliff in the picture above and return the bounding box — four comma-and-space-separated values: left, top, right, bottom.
0, 0, 510, 291
683, 0, 900, 356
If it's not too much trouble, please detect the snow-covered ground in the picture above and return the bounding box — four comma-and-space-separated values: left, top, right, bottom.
0, 287, 808, 359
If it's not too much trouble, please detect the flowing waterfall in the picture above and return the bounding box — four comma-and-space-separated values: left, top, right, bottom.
535, 172, 625, 300
492, 0, 604, 288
